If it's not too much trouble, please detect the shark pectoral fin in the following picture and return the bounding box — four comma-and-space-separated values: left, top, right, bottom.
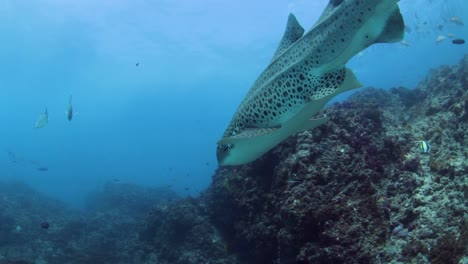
217, 137, 241, 146
376, 7, 405, 43
342, 68, 363, 92
217, 127, 280, 145
294, 116, 330, 134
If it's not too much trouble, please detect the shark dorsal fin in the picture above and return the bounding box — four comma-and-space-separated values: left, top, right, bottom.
270, 13, 304, 62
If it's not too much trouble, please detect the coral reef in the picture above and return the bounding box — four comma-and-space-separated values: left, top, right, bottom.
203, 55, 467, 263
0, 55, 466, 263
140, 197, 236, 264
0, 181, 178, 264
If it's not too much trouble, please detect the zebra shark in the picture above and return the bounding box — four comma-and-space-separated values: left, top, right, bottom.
217, 0, 405, 166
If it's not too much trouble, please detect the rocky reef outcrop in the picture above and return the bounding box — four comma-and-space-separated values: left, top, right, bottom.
150, 55, 467, 264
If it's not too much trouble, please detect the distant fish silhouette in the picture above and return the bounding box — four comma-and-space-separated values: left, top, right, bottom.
37, 167, 48, 172
7, 151, 21, 163
136, 62, 139, 67
40, 222, 50, 229
66, 95, 73, 121
34, 108, 48, 128
452, 39, 465, 45
400, 40, 410, 47
450, 17, 464, 25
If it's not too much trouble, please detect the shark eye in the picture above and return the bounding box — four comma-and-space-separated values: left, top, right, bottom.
330, 0, 344, 7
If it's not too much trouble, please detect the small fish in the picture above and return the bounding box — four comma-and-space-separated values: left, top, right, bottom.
136, 62, 139, 67
417, 141, 430, 153
287, 179, 303, 184
66, 95, 73, 121
436, 35, 446, 44
34, 108, 48, 128
400, 40, 410, 47
451, 17, 464, 25
7, 151, 18, 163
37, 167, 48, 172
452, 39, 465, 45
40, 222, 50, 229
447, 33, 455, 38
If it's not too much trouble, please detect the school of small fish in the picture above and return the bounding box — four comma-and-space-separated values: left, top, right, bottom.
401, 15, 465, 47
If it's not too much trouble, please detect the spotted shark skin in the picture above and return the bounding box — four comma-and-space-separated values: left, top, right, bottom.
217, 0, 404, 166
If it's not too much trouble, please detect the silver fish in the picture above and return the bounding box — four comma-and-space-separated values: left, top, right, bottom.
34, 108, 48, 129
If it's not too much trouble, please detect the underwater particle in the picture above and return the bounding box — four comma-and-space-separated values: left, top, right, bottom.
447, 33, 455, 38
136, 62, 139, 67
452, 39, 465, 45
34, 108, 48, 129
450, 17, 464, 25
15, 225, 22, 232
436, 35, 446, 44
416, 141, 430, 153
37, 167, 48, 172
40, 222, 50, 229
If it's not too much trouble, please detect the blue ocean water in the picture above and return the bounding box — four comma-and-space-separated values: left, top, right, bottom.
0, 0, 467, 208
